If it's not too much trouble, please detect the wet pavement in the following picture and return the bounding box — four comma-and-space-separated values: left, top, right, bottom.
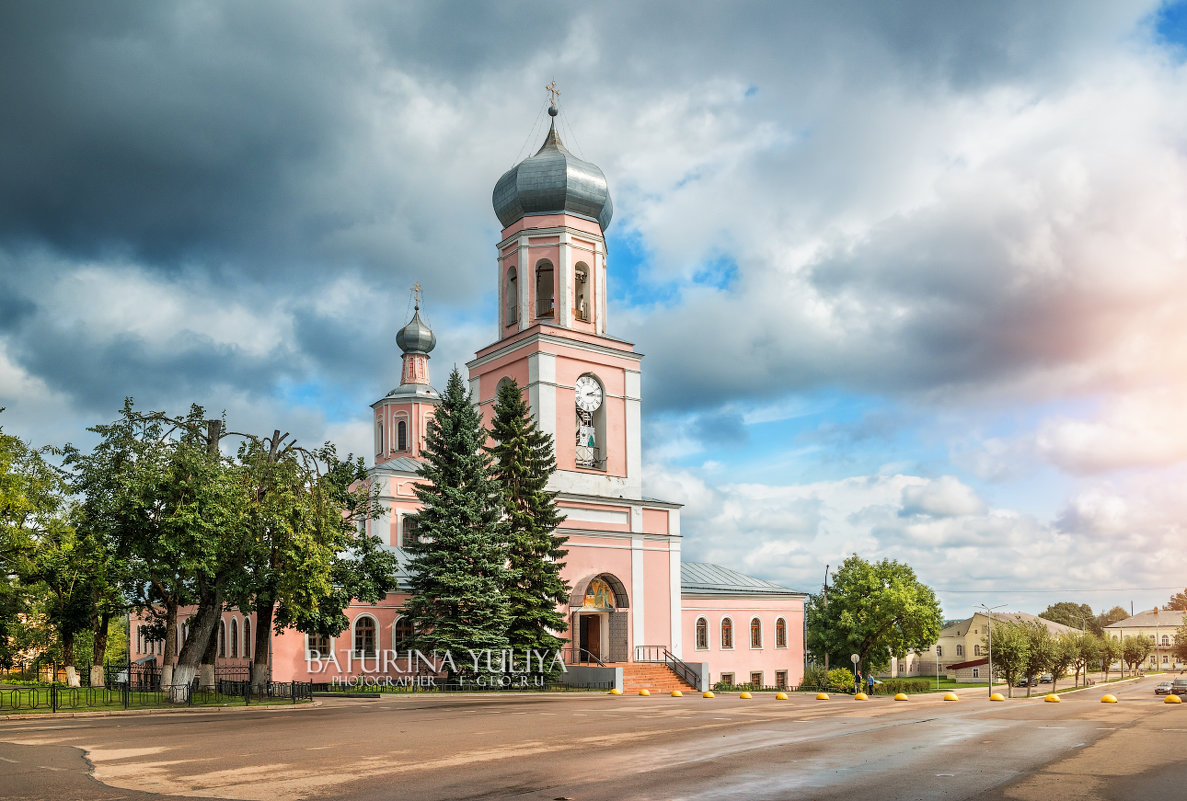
1, 677, 1184, 800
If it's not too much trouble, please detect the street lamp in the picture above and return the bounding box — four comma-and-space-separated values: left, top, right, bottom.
976, 603, 1006, 698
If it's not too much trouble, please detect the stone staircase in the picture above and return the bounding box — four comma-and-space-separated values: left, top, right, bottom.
609, 662, 696, 694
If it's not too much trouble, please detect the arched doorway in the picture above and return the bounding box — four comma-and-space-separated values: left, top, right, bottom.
571, 574, 630, 663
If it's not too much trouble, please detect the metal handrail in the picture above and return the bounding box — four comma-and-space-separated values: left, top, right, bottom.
561, 647, 607, 668
634, 645, 701, 691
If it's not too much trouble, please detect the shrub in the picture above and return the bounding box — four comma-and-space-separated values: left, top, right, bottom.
826, 667, 856, 692
869, 678, 933, 695
801, 664, 830, 690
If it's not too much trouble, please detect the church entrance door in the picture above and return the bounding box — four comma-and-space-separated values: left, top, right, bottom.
580, 614, 602, 661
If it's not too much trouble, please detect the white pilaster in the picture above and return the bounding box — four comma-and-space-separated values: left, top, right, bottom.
558, 232, 572, 328
495, 251, 504, 340
518, 235, 530, 332
631, 535, 645, 651
669, 539, 682, 656
595, 242, 607, 335
527, 352, 557, 441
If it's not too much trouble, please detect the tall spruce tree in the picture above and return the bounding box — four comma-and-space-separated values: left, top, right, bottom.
403, 368, 510, 676
486, 379, 569, 672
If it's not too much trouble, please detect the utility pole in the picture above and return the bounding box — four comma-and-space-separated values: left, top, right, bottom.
822, 565, 829, 671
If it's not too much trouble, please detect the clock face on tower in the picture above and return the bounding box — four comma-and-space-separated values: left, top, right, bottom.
574, 375, 603, 412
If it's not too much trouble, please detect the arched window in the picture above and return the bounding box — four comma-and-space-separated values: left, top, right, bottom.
217, 621, 226, 658
393, 616, 414, 650
354, 616, 377, 657
1162, 635, 1170, 646
402, 515, 420, 547
536, 260, 554, 317
721, 618, 734, 649
307, 632, 331, 659
750, 617, 762, 648
936, 645, 942, 657
974, 644, 981, 656
397, 420, 408, 451
243, 618, 251, 660
956, 644, 964, 657
695, 617, 708, 650
775, 618, 787, 648
230, 618, 239, 658
574, 262, 590, 321
505, 266, 518, 325
376, 419, 384, 455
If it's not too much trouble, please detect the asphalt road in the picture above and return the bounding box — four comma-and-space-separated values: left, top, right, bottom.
2, 677, 1184, 801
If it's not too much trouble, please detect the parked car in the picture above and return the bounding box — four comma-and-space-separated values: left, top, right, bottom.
1039, 673, 1054, 683
1171, 678, 1187, 695
1155, 681, 1174, 695
1016, 676, 1038, 687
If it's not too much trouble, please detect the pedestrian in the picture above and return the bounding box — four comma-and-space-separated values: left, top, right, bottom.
854, 671, 861, 694
867, 673, 875, 694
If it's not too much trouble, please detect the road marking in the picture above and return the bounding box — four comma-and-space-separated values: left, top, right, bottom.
0, 757, 18, 764
936, 773, 955, 777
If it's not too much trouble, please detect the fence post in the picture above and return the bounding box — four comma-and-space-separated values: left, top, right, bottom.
51, 683, 57, 714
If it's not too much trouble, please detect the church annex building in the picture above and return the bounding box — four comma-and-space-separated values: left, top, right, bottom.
132, 104, 807, 692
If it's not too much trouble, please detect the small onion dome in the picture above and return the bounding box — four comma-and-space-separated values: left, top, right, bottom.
396, 305, 436, 355
492, 105, 614, 231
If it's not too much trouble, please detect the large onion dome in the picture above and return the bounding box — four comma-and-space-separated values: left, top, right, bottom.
492, 105, 613, 231
396, 304, 436, 355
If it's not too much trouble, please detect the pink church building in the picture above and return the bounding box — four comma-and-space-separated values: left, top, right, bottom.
131, 104, 806, 692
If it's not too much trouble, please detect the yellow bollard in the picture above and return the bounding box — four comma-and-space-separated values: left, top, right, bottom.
638, 689, 650, 696
671, 690, 683, 697
894, 693, 909, 701
816, 692, 830, 700
854, 692, 869, 701
775, 692, 788, 700
1164, 694, 1182, 704
738, 691, 751, 699
1100, 694, 1117, 703
943, 693, 959, 701
990, 693, 1006, 702
608, 688, 622, 695
702, 691, 715, 698
1044, 694, 1060, 703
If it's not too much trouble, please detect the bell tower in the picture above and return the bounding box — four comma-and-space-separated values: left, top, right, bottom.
373, 289, 440, 465
468, 99, 641, 498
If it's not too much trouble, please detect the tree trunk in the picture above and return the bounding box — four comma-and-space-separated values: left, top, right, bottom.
90, 611, 112, 688
161, 598, 178, 688
252, 597, 274, 693
172, 585, 222, 702
62, 629, 81, 687
199, 621, 219, 691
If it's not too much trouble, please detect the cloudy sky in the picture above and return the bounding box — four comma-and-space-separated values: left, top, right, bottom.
3, 1, 1186, 619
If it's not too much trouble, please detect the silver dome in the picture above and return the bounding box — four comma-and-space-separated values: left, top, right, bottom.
492, 109, 613, 231
395, 306, 436, 355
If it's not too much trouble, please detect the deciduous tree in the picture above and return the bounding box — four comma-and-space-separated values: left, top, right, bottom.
986, 622, 1028, 697
805, 555, 942, 675
1038, 601, 1093, 632
1121, 634, 1152, 674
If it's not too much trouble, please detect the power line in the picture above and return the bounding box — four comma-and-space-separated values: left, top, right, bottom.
935, 586, 1183, 594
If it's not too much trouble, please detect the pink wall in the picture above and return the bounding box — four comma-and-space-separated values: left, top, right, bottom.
682, 597, 805, 688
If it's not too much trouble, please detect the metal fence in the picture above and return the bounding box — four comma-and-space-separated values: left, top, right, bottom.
0, 680, 312, 714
